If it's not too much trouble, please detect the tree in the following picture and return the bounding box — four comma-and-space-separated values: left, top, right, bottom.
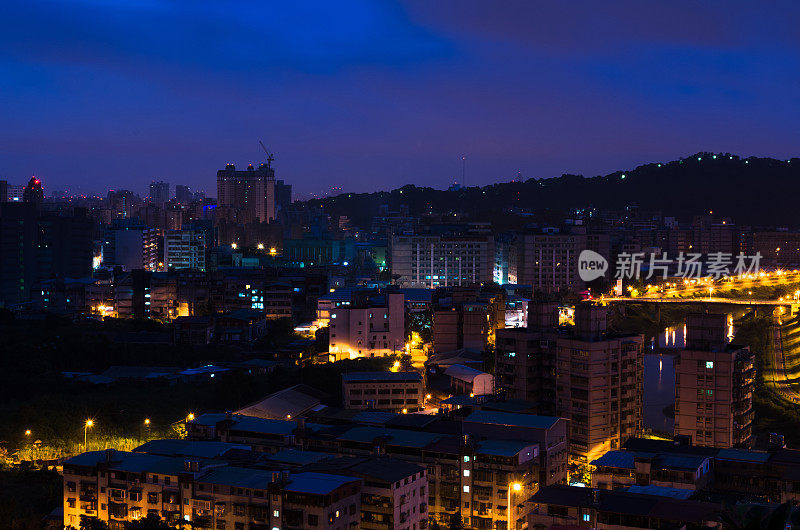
448, 512, 464, 530
126, 513, 172, 529
79, 515, 109, 530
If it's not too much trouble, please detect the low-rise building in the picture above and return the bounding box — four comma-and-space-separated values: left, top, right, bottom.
528, 485, 724, 529
329, 289, 405, 359
342, 371, 425, 412
444, 364, 494, 396
590, 449, 711, 491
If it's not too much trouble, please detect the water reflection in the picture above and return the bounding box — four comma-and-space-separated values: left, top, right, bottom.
644, 352, 675, 433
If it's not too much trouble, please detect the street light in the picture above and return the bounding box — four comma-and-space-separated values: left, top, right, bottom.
84, 419, 94, 451
508, 482, 522, 530
24, 429, 31, 436
186, 413, 195, 422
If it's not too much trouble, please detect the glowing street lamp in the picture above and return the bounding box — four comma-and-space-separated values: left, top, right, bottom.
508, 482, 522, 530
257, 243, 265, 250
84, 419, 94, 451
24, 429, 31, 436
187, 413, 195, 422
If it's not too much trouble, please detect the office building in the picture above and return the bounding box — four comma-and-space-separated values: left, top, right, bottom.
164, 229, 207, 271
217, 162, 277, 223
342, 371, 424, 412
149, 180, 170, 206
674, 313, 755, 448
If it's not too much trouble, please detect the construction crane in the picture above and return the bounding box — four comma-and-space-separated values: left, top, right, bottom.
258, 140, 274, 168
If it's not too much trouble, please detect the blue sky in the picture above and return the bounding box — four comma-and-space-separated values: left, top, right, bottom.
2, 0, 800, 197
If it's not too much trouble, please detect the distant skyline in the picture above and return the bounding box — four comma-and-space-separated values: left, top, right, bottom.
3, 1, 800, 198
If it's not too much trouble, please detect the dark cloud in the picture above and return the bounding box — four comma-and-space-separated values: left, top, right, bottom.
1, 0, 799, 196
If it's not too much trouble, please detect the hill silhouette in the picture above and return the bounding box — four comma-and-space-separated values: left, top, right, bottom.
304, 152, 799, 229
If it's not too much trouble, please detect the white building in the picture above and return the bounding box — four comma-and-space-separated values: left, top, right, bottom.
164, 230, 207, 271
445, 364, 494, 395
390, 234, 494, 288
329, 290, 405, 359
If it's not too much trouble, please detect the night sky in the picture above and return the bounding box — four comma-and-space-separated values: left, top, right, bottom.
2, 1, 800, 198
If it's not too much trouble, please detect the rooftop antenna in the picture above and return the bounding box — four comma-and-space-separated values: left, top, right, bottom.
258, 140, 274, 168
461, 155, 466, 187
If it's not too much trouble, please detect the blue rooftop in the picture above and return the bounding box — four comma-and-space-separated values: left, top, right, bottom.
464, 410, 560, 430
476, 440, 537, 458
591, 450, 638, 469
338, 426, 443, 449
342, 371, 422, 382
285, 472, 360, 495
716, 448, 771, 463
626, 485, 694, 500
135, 440, 250, 459
199, 467, 274, 489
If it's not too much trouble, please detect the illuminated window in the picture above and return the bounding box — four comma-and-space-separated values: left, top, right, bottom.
706, 361, 714, 369
583, 514, 590, 522
463, 470, 470, 477
464, 456, 470, 463
463, 485, 469, 493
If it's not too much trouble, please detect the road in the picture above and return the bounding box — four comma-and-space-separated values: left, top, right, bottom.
770, 315, 800, 403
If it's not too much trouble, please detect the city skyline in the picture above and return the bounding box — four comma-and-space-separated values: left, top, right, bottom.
3, 1, 800, 197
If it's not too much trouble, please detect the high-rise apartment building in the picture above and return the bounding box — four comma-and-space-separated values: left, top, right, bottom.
23, 176, 43, 205
390, 233, 494, 288
149, 180, 170, 206
0, 201, 93, 306
102, 220, 158, 271
556, 304, 644, 465
164, 230, 207, 271
432, 285, 506, 354
175, 184, 192, 204
495, 301, 560, 415
216, 163, 276, 223
674, 313, 755, 448
509, 231, 586, 292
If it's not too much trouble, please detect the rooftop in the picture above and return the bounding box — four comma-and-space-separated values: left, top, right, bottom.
342, 371, 423, 383
285, 472, 360, 495
464, 410, 560, 430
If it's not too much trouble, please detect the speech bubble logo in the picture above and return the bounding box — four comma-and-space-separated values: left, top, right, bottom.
578, 250, 608, 282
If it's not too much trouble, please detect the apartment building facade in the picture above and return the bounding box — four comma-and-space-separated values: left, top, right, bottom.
63, 448, 361, 530
390, 234, 494, 288
674, 313, 755, 448
187, 410, 569, 529
555, 306, 644, 465
329, 290, 405, 359
164, 229, 207, 271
